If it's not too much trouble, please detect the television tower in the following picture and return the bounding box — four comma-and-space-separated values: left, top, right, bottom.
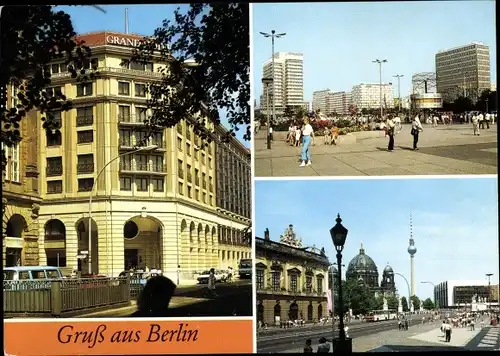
408, 212, 417, 297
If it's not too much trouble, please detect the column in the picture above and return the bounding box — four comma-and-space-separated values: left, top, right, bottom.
160, 212, 179, 283
65, 221, 78, 273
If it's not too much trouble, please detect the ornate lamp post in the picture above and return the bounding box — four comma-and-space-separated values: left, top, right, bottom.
330, 214, 352, 354
262, 77, 274, 149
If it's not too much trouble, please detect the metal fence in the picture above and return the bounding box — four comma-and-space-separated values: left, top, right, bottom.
3, 277, 131, 317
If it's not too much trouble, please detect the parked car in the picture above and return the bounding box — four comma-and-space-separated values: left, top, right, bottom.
197, 270, 225, 284
3, 266, 64, 291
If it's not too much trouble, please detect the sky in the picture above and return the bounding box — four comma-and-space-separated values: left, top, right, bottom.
252, 1, 497, 104
254, 177, 499, 301
56, 5, 248, 146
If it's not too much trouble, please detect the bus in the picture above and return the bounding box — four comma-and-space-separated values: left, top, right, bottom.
365, 309, 398, 322
238, 258, 252, 279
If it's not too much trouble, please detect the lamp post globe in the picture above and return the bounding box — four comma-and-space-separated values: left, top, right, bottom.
330, 214, 348, 252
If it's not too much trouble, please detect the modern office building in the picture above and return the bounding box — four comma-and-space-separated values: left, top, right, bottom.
435, 280, 500, 308
312, 90, 330, 113
412, 72, 437, 95
2, 86, 43, 267
329, 91, 352, 115
261, 52, 304, 116
255, 225, 329, 326
351, 83, 394, 111
19, 31, 250, 281
435, 42, 491, 103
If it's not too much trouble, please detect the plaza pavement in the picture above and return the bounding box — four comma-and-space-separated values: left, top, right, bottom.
254, 124, 497, 177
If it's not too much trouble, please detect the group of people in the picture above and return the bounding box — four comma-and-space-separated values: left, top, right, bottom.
283, 117, 315, 167
385, 113, 423, 152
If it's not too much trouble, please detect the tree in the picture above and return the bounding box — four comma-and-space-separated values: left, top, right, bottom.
475, 89, 497, 112
1, 5, 97, 167
374, 295, 384, 311
342, 279, 376, 315
400, 296, 409, 312
410, 295, 421, 310
130, 4, 250, 142
293, 106, 306, 120
422, 298, 435, 310
452, 96, 474, 113
283, 105, 295, 119
387, 295, 399, 310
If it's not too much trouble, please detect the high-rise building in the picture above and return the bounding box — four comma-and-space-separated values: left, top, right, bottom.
351, 83, 394, 110
435, 42, 491, 102
21, 31, 250, 280
329, 91, 352, 115
261, 52, 304, 115
312, 90, 330, 113
2, 85, 42, 267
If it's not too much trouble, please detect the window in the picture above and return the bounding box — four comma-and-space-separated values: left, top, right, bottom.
77, 130, 93, 144
306, 276, 313, 293
118, 105, 131, 122
78, 178, 94, 192
195, 169, 200, 185
177, 137, 182, 151
118, 81, 130, 95
178, 160, 184, 179
202, 153, 206, 165
187, 186, 192, 198
317, 277, 323, 294
208, 157, 212, 169
203, 192, 207, 203
186, 143, 191, 156
178, 182, 184, 195
46, 157, 63, 176
136, 131, 148, 146
195, 189, 199, 201
209, 176, 213, 192
202, 173, 206, 189
76, 106, 93, 126
151, 132, 163, 148
152, 156, 163, 172
118, 129, 131, 146
120, 155, 133, 171
47, 180, 63, 194
136, 155, 149, 171
51, 63, 67, 74
187, 164, 192, 182
136, 178, 149, 192
136, 107, 147, 123
152, 178, 164, 192
120, 177, 132, 191
76, 82, 93, 97
77, 154, 94, 174
272, 271, 281, 291
46, 86, 62, 98
290, 274, 298, 292
256, 269, 264, 290
2, 143, 20, 182
130, 61, 153, 72
46, 130, 62, 146
135, 83, 146, 97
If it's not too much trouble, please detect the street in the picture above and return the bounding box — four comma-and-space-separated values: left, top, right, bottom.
73, 280, 252, 318
254, 124, 497, 176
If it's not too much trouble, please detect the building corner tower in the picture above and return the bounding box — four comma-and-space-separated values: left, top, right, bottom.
408, 212, 417, 297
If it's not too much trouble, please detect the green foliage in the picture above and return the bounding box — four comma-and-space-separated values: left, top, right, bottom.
374, 295, 384, 311
475, 89, 497, 112
410, 295, 421, 310
0, 5, 98, 166
422, 298, 435, 310
400, 296, 409, 312
387, 295, 399, 310
342, 278, 376, 315
283, 105, 295, 118
130, 3, 249, 142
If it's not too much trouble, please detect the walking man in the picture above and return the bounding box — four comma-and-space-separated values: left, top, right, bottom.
472, 114, 480, 136
386, 115, 396, 152
444, 320, 452, 342
411, 113, 423, 150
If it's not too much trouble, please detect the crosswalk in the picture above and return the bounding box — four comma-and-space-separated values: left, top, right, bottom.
476, 327, 499, 349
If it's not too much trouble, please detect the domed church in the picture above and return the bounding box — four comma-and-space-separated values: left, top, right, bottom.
345, 242, 396, 296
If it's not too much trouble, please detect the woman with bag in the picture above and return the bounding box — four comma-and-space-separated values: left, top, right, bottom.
411, 113, 423, 151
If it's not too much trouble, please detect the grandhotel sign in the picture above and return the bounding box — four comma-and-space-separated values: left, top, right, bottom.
105, 35, 165, 51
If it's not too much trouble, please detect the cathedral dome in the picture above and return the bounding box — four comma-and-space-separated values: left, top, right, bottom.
328, 264, 338, 275
346, 242, 378, 276
383, 264, 394, 275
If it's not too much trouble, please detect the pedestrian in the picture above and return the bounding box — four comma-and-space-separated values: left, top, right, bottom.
441, 320, 446, 337
485, 113, 491, 129
131, 275, 176, 317
304, 339, 313, 353
411, 113, 423, 150
208, 268, 217, 297
404, 319, 409, 330
472, 114, 480, 136
299, 117, 314, 167
317, 337, 330, 353
432, 114, 438, 127
269, 125, 274, 142
444, 320, 452, 342
386, 115, 396, 152
227, 266, 233, 283
478, 112, 485, 129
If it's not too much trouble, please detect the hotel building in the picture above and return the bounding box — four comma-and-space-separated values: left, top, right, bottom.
261, 52, 304, 116
435, 42, 491, 102
3, 31, 251, 282
351, 83, 394, 111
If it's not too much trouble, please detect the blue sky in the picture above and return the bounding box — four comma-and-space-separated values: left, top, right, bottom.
255, 178, 499, 301
56, 5, 248, 145
252, 1, 497, 104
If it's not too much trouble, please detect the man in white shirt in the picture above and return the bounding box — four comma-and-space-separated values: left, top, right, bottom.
472, 114, 480, 136
478, 112, 485, 129
484, 113, 490, 129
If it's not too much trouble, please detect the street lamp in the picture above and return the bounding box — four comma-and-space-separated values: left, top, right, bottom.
421, 281, 438, 309
87, 145, 157, 274
393, 75, 404, 113
395, 272, 412, 322
260, 30, 286, 149
262, 77, 274, 149
329, 214, 351, 354
373, 59, 388, 119
486, 273, 493, 311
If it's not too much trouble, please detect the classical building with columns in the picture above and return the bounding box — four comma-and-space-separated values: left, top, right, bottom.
3, 31, 251, 283
255, 225, 330, 326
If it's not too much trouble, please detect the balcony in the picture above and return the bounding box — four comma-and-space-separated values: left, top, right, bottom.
119, 162, 166, 174
51, 67, 164, 80
76, 115, 94, 127
77, 163, 94, 174
46, 166, 62, 177
118, 114, 149, 125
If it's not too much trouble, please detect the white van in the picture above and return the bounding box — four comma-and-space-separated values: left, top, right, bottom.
3, 266, 63, 281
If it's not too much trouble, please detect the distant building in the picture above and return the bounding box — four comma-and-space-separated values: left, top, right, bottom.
261, 52, 304, 116
312, 90, 351, 115
351, 83, 394, 110
312, 90, 331, 113
435, 280, 500, 308
255, 225, 329, 326
435, 42, 491, 103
